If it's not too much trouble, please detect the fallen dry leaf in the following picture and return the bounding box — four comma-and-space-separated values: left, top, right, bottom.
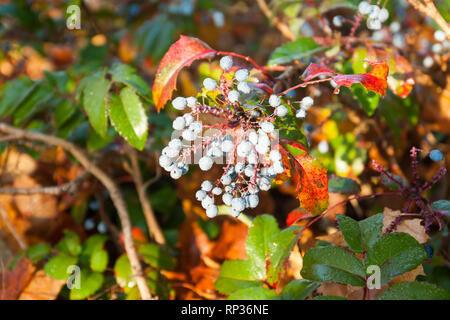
19, 269, 65, 300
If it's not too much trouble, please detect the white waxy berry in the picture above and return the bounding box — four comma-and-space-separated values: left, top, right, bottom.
273, 161, 285, 174
164, 147, 179, 158
244, 165, 255, 177
378, 8, 389, 22
423, 56, 434, 68
235, 162, 245, 173
231, 197, 246, 212
228, 90, 240, 103
248, 131, 258, 145
258, 132, 270, 146
201, 180, 213, 191
393, 33, 405, 49
203, 78, 217, 91
220, 56, 233, 70
235, 69, 249, 82
183, 113, 194, 126
186, 97, 197, 108
247, 194, 259, 208
231, 209, 241, 217
434, 30, 446, 42
172, 116, 186, 130
221, 140, 234, 153
169, 139, 182, 151
163, 161, 175, 172
189, 121, 203, 134
221, 174, 232, 185
318, 140, 329, 154
358, 1, 371, 15
367, 18, 381, 30
199, 156, 213, 171
182, 129, 196, 141
237, 141, 252, 157
172, 97, 187, 110
332, 15, 344, 27
222, 193, 233, 205
260, 121, 274, 133
159, 155, 172, 167
275, 105, 288, 117
170, 167, 182, 179
432, 43, 443, 54
296, 109, 306, 119
247, 152, 258, 164
256, 143, 269, 155
269, 94, 281, 107
196, 190, 207, 201
237, 81, 251, 94
201, 196, 214, 209
206, 205, 218, 218
212, 187, 222, 195
301, 97, 314, 110
390, 21, 401, 33
269, 150, 282, 162
368, 5, 380, 19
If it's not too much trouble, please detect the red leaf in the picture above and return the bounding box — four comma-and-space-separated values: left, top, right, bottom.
333, 61, 389, 96
301, 63, 336, 81
152, 36, 217, 111
301, 61, 389, 96
280, 140, 328, 216
286, 209, 312, 227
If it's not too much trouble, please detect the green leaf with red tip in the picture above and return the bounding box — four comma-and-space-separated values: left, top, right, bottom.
152, 35, 216, 111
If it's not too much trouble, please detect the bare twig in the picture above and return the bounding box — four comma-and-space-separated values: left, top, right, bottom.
127, 147, 166, 245
0, 172, 90, 195
0, 123, 152, 300
406, 0, 450, 39
0, 204, 27, 250
256, 0, 296, 41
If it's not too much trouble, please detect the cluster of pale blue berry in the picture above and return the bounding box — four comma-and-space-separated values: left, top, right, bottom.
159, 55, 314, 218
358, 1, 389, 30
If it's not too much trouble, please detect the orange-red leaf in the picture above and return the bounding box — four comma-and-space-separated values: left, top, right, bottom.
152, 35, 216, 111
280, 141, 328, 216
302, 61, 389, 96
333, 61, 389, 96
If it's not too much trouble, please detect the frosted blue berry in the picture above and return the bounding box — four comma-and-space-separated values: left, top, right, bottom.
231, 197, 246, 212
269, 150, 282, 161
296, 108, 306, 119
237, 81, 251, 94
220, 56, 233, 70
430, 149, 443, 162
235, 69, 249, 82
275, 105, 288, 117
222, 193, 233, 206
206, 204, 218, 218
269, 94, 281, 107
186, 96, 197, 108
358, 1, 371, 15
228, 90, 240, 103
201, 180, 213, 191
199, 156, 213, 171
212, 187, 223, 195
196, 190, 207, 201
172, 116, 186, 130
203, 78, 217, 91
172, 97, 187, 110
260, 121, 274, 133
221, 174, 232, 185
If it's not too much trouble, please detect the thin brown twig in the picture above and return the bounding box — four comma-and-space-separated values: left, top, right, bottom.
406, 0, 450, 39
256, 0, 296, 41
127, 147, 166, 245
0, 204, 27, 250
0, 122, 152, 300
0, 172, 90, 195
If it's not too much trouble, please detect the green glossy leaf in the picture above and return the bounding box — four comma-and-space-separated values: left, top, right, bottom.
110, 63, 152, 101
70, 270, 104, 300
90, 249, 108, 273
351, 83, 380, 116
337, 215, 363, 253
359, 213, 383, 249
268, 38, 323, 66
246, 215, 279, 279
83, 234, 108, 256
214, 260, 263, 294
137, 243, 176, 270
280, 279, 320, 300
328, 176, 360, 194
82, 70, 110, 137
267, 226, 300, 285
14, 81, 54, 125
119, 86, 148, 141
56, 230, 82, 256
114, 254, 133, 288
54, 99, 75, 128
25, 243, 51, 263
109, 93, 147, 150
367, 232, 428, 285
227, 287, 279, 300
378, 281, 450, 300
301, 246, 366, 286
87, 127, 116, 151
44, 254, 78, 280
0, 76, 35, 117
431, 200, 450, 216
